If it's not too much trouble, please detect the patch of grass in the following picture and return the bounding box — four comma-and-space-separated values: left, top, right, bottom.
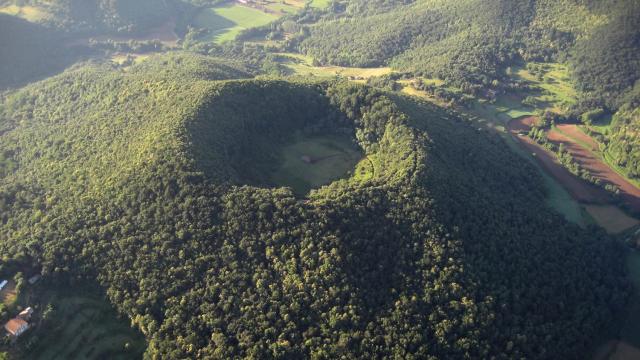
505, 107, 536, 119
352, 155, 378, 182
500, 133, 588, 226
513, 62, 577, 111
192, 4, 278, 44
584, 205, 640, 234
264, 0, 306, 14
588, 113, 614, 134
0, 5, 50, 22
27, 286, 145, 360
308, 0, 331, 8
270, 135, 362, 195
276, 52, 393, 79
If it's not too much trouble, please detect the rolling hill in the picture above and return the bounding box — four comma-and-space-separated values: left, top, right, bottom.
0, 13, 88, 89
0, 53, 629, 358
289, 0, 640, 187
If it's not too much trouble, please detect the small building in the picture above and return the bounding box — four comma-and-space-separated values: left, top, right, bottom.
0, 280, 7, 291
18, 307, 33, 321
4, 318, 29, 337
28, 275, 41, 285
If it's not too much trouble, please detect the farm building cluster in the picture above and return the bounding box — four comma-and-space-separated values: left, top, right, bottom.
1, 274, 41, 340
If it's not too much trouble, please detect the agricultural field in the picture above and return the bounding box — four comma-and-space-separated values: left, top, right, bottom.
25, 286, 145, 360
483, 95, 536, 121
308, 0, 331, 8
269, 135, 362, 195
512, 62, 577, 112
276, 53, 393, 79
584, 205, 640, 234
192, 4, 279, 43
0, 4, 50, 23
263, 0, 306, 14
400, 85, 590, 226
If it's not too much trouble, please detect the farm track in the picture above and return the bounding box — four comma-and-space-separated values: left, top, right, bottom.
549, 125, 640, 213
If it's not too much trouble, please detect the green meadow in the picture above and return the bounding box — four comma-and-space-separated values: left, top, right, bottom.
27, 287, 145, 360
192, 4, 278, 43
270, 135, 362, 195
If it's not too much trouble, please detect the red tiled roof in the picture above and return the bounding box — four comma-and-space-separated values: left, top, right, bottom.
4, 318, 28, 336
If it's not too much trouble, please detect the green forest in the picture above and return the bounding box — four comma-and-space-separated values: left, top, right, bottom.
0, 53, 631, 358
0, 0, 639, 359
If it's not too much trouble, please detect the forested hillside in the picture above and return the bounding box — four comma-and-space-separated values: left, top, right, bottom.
0, 54, 629, 358
286, 0, 640, 179
293, 0, 637, 99
1, 0, 171, 33
0, 13, 88, 89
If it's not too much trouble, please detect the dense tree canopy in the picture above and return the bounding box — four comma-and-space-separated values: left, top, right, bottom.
0, 54, 629, 358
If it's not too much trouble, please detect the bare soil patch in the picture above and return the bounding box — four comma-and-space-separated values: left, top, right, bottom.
547, 128, 640, 213
507, 117, 609, 204
556, 124, 599, 151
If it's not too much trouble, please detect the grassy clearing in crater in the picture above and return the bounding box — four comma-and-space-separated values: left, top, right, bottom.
269, 134, 362, 195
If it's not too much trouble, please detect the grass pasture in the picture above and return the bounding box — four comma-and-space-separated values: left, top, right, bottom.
584, 205, 640, 234
192, 4, 278, 43
276, 53, 393, 79
264, 0, 306, 14
27, 287, 145, 360
308, 0, 331, 8
487, 95, 536, 120
270, 135, 362, 195
513, 62, 577, 111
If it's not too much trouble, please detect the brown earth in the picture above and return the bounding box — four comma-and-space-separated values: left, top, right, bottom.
556, 124, 600, 151
547, 126, 640, 213
507, 117, 610, 204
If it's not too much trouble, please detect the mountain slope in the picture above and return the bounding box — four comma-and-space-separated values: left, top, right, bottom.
0, 13, 86, 89
295, 0, 638, 97
1, 0, 171, 33
0, 55, 629, 359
